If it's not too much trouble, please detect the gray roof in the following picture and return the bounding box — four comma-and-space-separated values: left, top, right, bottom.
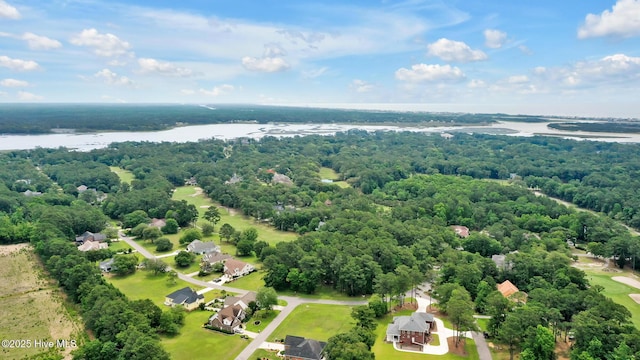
186, 240, 219, 254
224, 291, 257, 308
99, 258, 115, 271
202, 253, 232, 265
387, 312, 433, 336
284, 335, 326, 360
75, 231, 107, 243
166, 287, 204, 305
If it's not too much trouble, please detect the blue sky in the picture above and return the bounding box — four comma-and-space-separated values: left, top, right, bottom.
1, 0, 640, 117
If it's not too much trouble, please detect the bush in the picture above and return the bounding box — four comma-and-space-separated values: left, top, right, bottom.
155, 238, 173, 252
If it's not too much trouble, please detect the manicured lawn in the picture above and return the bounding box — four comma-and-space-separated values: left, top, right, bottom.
161, 309, 248, 360
585, 271, 640, 329
475, 318, 489, 332
106, 269, 206, 308
172, 186, 298, 245
249, 349, 281, 360
245, 310, 280, 332
319, 167, 340, 180
109, 166, 135, 184
219, 243, 261, 265
277, 284, 370, 302
373, 310, 479, 359
227, 271, 266, 291
268, 304, 355, 342
108, 240, 132, 253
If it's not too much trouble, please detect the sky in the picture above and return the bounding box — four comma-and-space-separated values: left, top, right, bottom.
1, 0, 640, 118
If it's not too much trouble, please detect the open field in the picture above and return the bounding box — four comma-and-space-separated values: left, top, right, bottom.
373, 310, 480, 359
0, 245, 84, 360
108, 240, 132, 253
250, 349, 280, 359
226, 270, 266, 291
319, 167, 351, 188
161, 309, 248, 360
585, 271, 640, 329
268, 303, 354, 342
277, 284, 370, 302
109, 166, 135, 184
172, 186, 298, 245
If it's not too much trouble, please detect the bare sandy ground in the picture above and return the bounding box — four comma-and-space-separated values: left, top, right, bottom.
629, 294, 640, 304
0, 243, 30, 255
191, 187, 203, 196
612, 276, 640, 290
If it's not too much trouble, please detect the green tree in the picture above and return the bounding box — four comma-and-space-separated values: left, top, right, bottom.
142, 226, 162, 242
122, 210, 150, 229
179, 228, 202, 245
112, 255, 137, 276
446, 288, 477, 347
154, 238, 173, 252
161, 218, 179, 234
201, 222, 214, 237
351, 305, 377, 331
256, 287, 278, 310
236, 239, 254, 256
203, 206, 221, 227
166, 270, 178, 285
521, 325, 555, 360
241, 227, 259, 243
142, 258, 168, 275
174, 251, 196, 268
219, 223, 235, 243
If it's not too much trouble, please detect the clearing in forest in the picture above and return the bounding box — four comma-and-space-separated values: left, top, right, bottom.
109, 166, 135, 184
318, 167, 351, 188
0, 245, 84, 360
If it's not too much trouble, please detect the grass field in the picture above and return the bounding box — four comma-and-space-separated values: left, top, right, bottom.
161, 309, 248, 360
277, 284, 370, 302
373, 310, 479, 360
109, 166, 135, 184
108, 240, 132, 253
318, 167, 351, 188
475, 318, 489, 332
245, 310, 280, 332
585, 270, 640, 329
250, 349, 280, 360
172, 186, 298, 245
0, 245, 85, 360
226, 270, 266, 290
268, 303, 355, 342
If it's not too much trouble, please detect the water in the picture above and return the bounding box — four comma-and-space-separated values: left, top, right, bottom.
1, 121, 638, 151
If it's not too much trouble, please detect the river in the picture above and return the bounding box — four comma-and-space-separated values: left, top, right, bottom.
1, 121, 639, 151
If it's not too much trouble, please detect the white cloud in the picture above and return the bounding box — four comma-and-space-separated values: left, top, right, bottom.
484, 29, 507, 48
70, 28, 132, 57
518, 45, 533, 55
301, 67, 328, 79
0, 0, 20, 19
578, 0, 640, 38
427, 38, 487, 62
0, 55, 40, 71
242, 56, 290, 72
94, 68, 133, 86
350, 79, 374, 93
395, 63, 465, 82
467, 79, 486, 88
199, 84, 234, 96
137, 58, 193, 77
17, 91, 42, 101
1, 78, 28, 87
508, 75, 529, 84
21, 33, 62, 50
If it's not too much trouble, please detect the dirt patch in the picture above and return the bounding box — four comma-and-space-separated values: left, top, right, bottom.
612, 276, 640, 290
0, 243, 30, 256
447, 337, 468, 357
555, 338, 572, 360
200, 205, 210, 208
190, 187, 204, 197
392, 302, 418, 312
629, 294, 640, 304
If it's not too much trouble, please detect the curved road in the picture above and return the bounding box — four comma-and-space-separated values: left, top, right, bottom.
118, 233, 366, 360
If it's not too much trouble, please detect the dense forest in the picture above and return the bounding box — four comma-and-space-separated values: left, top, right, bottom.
2, 129, 640, 359
0, 104, 595, 134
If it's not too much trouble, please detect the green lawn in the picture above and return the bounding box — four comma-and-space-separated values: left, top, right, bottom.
277, 284, 370, 302
109, 166, 135, 184
108, 240, 132, 253
249, 349, 281, 360
227, 271, 266, 291
245, 310, 280, 332
373, 310, 479, 359
161, 309, 248, 360
268, 304, 355, 342
475, 318, 489, 332
319, 167, 340, 180
585, 271, 640, 329
172, 186, 298, 245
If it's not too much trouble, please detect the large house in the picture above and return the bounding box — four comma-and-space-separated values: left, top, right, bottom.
164, 287, 204, 311
77, 240, 108, 252
208, 304, 245, 333
386, 312, 434, 349
451, 225, 470, 238
223, 291, 257, 310
283, 335, 327, 360
497, 280, 528, 303
75, 231, 107, 244
186, 240, 219, 255
224, 258, 255, 279
202, 252, 232, 266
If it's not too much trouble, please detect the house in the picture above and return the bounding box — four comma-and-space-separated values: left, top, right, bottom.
451, 225, 470, 238
224, 258, 255, 279
164, 287, 204, 311
386, 312, 434, 349
272, 173, 293, 186
202, 252, 232, 266
77, 185, 88, 192
223, 291, 257, 310
225, 173, 242, 185
185, 177, 198, 186
22, 190, 42, 197
186, 240, 219, 255
283, 335, 327, 360
77, 240, 109, 252
208, 304, 245, 332
99, 258, 115, 272
75, 231, 107, 244
492, 253, 516, 271
497, 280, 528, 303
149, 218, 166, 228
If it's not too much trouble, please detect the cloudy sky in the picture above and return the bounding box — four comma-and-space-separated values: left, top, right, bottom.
1, 0, 640, 117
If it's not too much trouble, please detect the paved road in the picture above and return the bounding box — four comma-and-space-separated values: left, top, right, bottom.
471, 331, 493, 360
119, 233, 366, 360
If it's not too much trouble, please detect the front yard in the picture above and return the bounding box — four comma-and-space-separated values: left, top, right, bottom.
268, 303, 355, 342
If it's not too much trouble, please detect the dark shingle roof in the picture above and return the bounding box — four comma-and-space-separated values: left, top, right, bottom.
284, 335, 326, 360
166, 287, 204, 305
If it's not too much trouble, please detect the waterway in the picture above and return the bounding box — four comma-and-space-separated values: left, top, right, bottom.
1, 121, 639, 151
